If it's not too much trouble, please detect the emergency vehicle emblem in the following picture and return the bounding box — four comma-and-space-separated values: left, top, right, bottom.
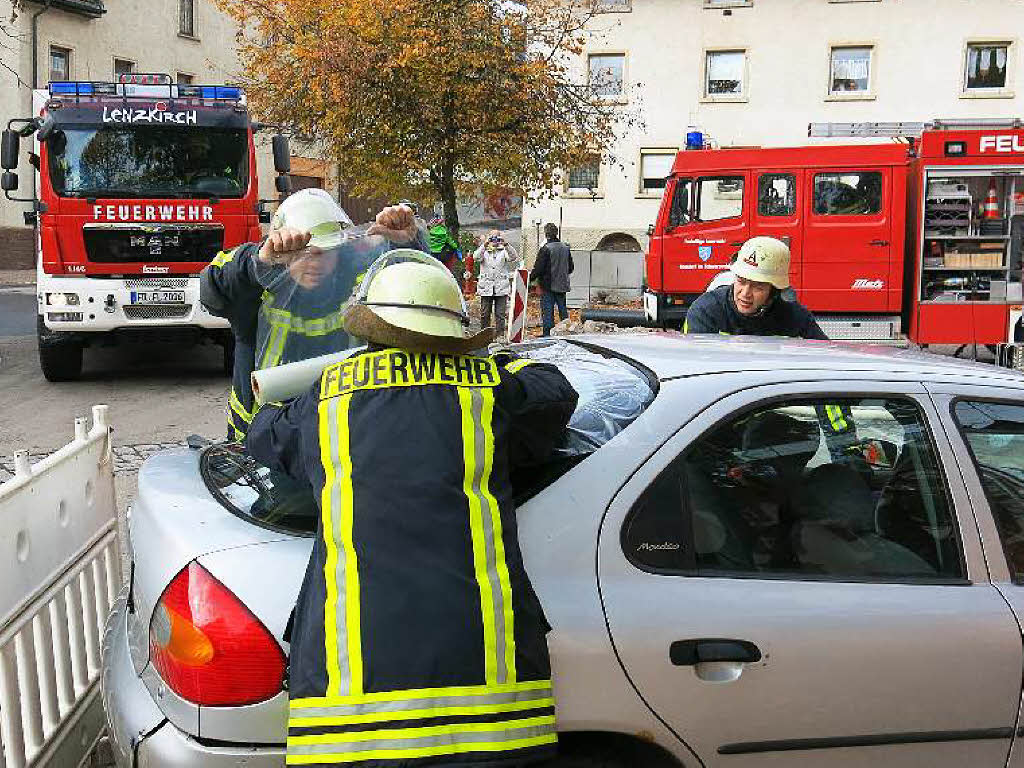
698, 245, 713, 262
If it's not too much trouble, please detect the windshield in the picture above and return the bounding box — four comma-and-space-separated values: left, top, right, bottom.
49, 126, 249, 198
202, 339, 657, 534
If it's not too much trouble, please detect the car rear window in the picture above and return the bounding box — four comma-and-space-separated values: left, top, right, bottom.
202, 340, 656, 535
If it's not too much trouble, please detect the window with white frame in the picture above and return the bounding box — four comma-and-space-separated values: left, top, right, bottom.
829, 46, 872, 95
965, 43, 1010, 91
179, 0, 195, 37
588, 54, 625, 98
705, 50, 746, 98
567, 157, 601, 194
639, 151, 675, 195
49, 46, 71, 82
113, 59, 135, 78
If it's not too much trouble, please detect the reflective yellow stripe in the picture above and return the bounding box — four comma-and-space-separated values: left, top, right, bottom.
503, 358, 536, 374
290, 680, 551, 709
338, 392, 362, 697
210, 248, 236, 267
826, 404, 849, 432
288, 698, 556, 728
459, 387, 498, 685
288, 715, 555, 747
229, 389, 254, 424
479, 388, 516, 682
285, 734, 557, 765
319, 397, 343, 696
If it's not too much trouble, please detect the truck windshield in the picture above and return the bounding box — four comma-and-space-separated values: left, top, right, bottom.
48, 126, 249, 198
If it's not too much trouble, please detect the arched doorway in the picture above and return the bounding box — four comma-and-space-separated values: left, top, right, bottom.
596, 233, 642, 252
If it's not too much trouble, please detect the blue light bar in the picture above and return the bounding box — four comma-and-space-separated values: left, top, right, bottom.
216, 86, 242, 99
49, 82, 96, 95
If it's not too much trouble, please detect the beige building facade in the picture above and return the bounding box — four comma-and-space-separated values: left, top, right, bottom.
522, 0, 1024, 257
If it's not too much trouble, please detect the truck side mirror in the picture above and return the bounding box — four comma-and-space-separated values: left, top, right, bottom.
647, 223, 655, 237
272, 135, 291, 174
275, 175, 292, 194
257, 200, 273, 224
1, 130, 19, 170
1, 171, 19, 192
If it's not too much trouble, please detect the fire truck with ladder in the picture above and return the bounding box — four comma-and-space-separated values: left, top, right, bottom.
642, 119, 1024, 367
1, 73, 292, 381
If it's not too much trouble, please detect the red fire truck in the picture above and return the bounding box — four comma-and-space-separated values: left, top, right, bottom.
643, 119, 1024, 366
1, 74, 291, 381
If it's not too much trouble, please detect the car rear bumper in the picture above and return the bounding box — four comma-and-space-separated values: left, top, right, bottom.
101, 593, 286, 768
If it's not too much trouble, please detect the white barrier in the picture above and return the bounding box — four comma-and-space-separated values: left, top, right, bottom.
506, 268, 529, 343
0, 406, 120, 768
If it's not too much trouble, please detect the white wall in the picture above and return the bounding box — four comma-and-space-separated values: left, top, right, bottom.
523, 0, 1024, 257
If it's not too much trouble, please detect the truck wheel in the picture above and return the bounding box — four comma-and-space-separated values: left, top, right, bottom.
222, 334, 235, 377
37, 316, 84, 382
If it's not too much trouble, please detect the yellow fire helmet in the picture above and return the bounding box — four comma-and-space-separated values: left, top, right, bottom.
270, 188, 353, 250
731, 236, 791, 289
343, 250, 494, 354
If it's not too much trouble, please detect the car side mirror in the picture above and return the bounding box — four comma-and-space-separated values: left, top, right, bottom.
1, 171, 18, 192
272, 134, 291, 174
1, 129, 18, 170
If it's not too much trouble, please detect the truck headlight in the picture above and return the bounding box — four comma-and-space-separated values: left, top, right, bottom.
46, 293, 80, 306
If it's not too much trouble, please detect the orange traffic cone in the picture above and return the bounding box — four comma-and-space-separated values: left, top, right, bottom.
984, 182, 1002, 220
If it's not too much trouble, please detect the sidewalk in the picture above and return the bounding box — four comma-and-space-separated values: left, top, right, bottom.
0, 270, 34, 287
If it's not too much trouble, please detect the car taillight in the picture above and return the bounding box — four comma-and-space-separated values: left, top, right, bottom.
149, 562, 285, 706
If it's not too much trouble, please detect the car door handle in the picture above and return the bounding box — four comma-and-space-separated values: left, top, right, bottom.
670, 638, 762, 666
869, 239, 889, 246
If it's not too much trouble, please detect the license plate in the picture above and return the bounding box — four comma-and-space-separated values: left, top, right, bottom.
130, 291, 185, 304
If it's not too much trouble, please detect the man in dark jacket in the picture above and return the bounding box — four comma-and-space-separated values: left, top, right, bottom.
685, 236, 856, 457
200, 189, 427, 439
246, 250, 578, 767
684, 236, 826, 338
530, 223, 574, 336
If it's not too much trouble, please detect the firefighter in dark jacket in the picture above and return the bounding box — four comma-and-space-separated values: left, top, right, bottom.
245, 249, 578, 767
685, 236, 856, 458
200, 189, 427, 440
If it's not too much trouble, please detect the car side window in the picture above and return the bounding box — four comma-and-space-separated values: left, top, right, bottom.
696, 176, 744, 222
813, 171, 882, 215
954, 400, 1024, 583
758, 173, 796, 216
668, 178, 692, 228
623, 397, 965, 581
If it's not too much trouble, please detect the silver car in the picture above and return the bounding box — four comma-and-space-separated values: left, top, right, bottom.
102, 334, 1024, 767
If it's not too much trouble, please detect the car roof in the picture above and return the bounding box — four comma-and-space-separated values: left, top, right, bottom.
575, 333, 1024, 386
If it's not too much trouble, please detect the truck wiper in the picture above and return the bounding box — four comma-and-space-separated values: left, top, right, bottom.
69, 187, 191, 199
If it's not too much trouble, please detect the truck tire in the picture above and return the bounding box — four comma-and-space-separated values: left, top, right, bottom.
37, 316, 84, 382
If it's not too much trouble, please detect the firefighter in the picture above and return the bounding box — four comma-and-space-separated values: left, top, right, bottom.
684, 236, 825, 338
245, 249, 578, 767
684, 236, 857, 459
200, 189, 427, 440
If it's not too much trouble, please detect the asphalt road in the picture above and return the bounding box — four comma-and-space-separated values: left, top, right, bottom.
0, 287, 36, 337
1, 288, 229, 451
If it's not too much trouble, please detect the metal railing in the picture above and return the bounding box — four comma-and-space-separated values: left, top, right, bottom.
0, 406, 120, 768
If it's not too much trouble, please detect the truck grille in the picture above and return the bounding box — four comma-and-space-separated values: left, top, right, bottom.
124, 278, 190, 288
123, 304, 192, 320
84, 225, 224, 264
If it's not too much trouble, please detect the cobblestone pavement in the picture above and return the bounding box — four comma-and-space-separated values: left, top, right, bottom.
0, 440, 188, 484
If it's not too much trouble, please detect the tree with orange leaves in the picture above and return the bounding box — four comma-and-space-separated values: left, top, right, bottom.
216, 0, 637, 237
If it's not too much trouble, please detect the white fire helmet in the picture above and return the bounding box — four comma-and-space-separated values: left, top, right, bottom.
730, 236, 791, 290
270, 188, 353, 250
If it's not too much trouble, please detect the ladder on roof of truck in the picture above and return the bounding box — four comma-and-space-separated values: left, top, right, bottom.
809, 118, 1024, 138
